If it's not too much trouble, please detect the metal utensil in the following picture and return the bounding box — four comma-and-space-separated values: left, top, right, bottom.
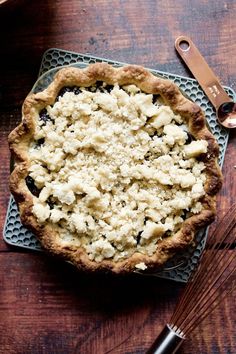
146, 203, 236, 354
175, 35, 236, 129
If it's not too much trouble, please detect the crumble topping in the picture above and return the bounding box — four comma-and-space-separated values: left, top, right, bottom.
135, 262, 148, 271
28, 83, 208, 263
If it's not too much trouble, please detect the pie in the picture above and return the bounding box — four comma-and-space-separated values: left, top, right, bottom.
8, 63, 223, 273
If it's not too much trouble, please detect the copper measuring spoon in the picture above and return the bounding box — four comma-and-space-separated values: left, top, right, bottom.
175, 35, 236, 129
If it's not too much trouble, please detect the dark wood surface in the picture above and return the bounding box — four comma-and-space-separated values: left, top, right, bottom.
0, 1, 235, 353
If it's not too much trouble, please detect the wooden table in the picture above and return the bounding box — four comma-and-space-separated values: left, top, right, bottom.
0, 1, 235, 353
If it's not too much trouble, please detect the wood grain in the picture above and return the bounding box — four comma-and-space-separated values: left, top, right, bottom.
0, 253, 235, 354
0, 0, 235, 353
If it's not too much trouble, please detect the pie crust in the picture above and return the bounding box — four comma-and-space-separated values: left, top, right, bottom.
8, 63, 223, 273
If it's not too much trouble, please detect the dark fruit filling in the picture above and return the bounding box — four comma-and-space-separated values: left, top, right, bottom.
95, 81, 104, 87
103, 84, 114, 93
36, 138, 45, 147
25, 176, 41, 197
57, 86, 81, 98
136, 231, 142, 244
47, 196, 55, 210
95, 81, 114, 92
152, 94, 160, 104
57, 83, 115, 100
185, 132, 194, 144
163, 230, 172, 238
39, 108, 53, 125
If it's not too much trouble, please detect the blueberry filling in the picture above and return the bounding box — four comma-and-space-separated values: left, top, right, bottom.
103, 84, 114, 93
58, 87, 71, 97
181, 209, 189, 220
25, 176, 41, 197
95, 81, 104, 88
47, 196, 55, 210
144, 151, 152, 161
96, 81, 114, 92
152, 94, 159, 104
73, 87, 81, 95
57, 83, 114, 99
164, 230, 172, 237
39, 108, 52, 125
85, 81, 114, 93
185, 131, 194, 144
35, 138, 45, 147
57, 86, 81, 98
136, 231, 142, 245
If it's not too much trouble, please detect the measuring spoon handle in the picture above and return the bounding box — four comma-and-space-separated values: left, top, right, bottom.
175, 36, 232, 109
